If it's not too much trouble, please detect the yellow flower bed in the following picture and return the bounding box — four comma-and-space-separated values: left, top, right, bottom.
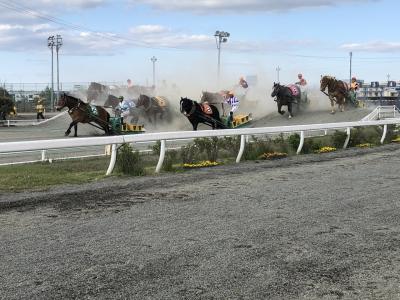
392, 136, 400, 143
183, 161, 219, 168
315, 146, 336, 154
356, 143, 374, 148
259, 152, 288, 160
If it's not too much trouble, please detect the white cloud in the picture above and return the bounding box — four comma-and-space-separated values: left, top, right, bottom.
130, 25, 169, 34
341, 41, 400, 53
129, 0, 378, 13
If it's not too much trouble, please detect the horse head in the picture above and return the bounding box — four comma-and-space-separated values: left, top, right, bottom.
180, 97, 194, 116
320, 75, 337, 92
271, 82, 281, 98
56, 93, 68, 111
136, 94, 147, 107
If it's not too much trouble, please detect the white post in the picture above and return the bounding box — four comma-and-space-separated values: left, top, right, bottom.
106, 144, 117, 175
296, 131, 305, 154
236, 135, 246, 163
155, 140, 166, 173
343, 127, 351, 149
41, 150, 46, 162
380, 124, 387, 144
7, 120, 10, 127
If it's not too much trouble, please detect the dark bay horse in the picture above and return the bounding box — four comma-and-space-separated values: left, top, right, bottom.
180, 97, 226, 130
56, 93, 110, 137
137, 94, 169, 124
271, 83, 301, 119
320, 75, 349, 114
104, 94, 120, 109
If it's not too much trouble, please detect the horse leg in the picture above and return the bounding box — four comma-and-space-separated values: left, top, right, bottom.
190, 120, 198, 131
288, 103, 293, 119
278, 103, 285, 115
65, 121, 76, 136
340, 96, 345, 112
329, 97, 336, 114
74, 123, 78, 137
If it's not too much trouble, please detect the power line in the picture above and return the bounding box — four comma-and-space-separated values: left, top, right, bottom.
0, 0, 185, 51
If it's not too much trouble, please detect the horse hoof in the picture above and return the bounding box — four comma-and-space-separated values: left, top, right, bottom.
288, 115, 292, 119
330, 111, 336, 115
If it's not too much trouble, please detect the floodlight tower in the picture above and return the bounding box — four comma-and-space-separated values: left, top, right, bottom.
151, 56, 157, 87
214, 30, 230, 86
55, 35, 63, 100
47, 36, 55, 110
276, 66, 281, 82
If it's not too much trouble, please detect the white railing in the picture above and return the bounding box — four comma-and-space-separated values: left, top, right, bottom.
361, 105, 400, 121
0, 111, 68, 127
1, 119, 400, 175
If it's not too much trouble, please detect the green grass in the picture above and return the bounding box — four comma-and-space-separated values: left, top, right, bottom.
0, 157, 109, 192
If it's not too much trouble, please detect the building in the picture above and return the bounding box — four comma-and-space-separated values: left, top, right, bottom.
357, 80, 400, 107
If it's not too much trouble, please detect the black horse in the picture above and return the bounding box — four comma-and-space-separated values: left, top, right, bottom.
180, 97, 227, 131
271, 83, 301, 119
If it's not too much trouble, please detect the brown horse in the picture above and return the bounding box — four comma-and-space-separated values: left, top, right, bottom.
56, 93, 110, 137
137, 94, 170, 125
320, 75, 349, 114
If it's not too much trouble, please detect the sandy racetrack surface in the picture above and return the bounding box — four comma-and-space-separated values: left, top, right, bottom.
1, 144, 400, 299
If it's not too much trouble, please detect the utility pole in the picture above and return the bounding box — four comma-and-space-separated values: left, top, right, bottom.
276, 66, 281, 82
55, 35, 63, 101
214, 30, 230, 87
151, 56, 157, 87
47, 36, 55, 110
349, 51, 353, 85
387, 74, 390, 82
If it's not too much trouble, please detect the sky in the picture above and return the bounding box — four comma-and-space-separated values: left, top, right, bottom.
1, 0, 400, 91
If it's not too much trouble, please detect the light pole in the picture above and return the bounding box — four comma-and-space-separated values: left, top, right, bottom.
47, 36, 55, 110
151, 56, 157, 87
214, 30, 230, 86
387, 74, 390, 82
276, 66, 281, 82
55, 35, 63, 101
349, 51, 353, 85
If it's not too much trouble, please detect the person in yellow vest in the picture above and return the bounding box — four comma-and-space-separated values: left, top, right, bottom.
35, 97, 45, 120
350, 77, 359, 91
349, 77, 359, 107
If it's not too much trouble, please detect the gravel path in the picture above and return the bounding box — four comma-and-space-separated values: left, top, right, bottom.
1, 144, 400, 299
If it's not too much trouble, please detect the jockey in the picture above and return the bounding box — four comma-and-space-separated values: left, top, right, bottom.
349, 77, 359, 107
116, 96, 136, 123
350, 77, 359, 90
239, 76, 249, 89
127, 79, 133, 88
296, 73, 307, 86
223, 91, 240, 122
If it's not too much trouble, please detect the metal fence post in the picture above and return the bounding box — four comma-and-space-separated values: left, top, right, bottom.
296, 131, 305, 154
106, 144, 117, 175
380, 124, 387, 144
236, 135, 246, 163
155, 140, 166, 173
41, 150, 47, 162
343, 127, 351, 149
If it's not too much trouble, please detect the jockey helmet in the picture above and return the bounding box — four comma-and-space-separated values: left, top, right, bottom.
119, 96, 124, 101
352, 76, 356, 81
298, 73, 303, 78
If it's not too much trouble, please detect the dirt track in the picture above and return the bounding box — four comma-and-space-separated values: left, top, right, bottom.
1, 144, 400, 299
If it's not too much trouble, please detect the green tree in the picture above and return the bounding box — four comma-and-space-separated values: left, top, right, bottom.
39, 86, 52, 106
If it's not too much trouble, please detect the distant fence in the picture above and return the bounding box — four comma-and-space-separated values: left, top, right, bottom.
1, 119, 400, 175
